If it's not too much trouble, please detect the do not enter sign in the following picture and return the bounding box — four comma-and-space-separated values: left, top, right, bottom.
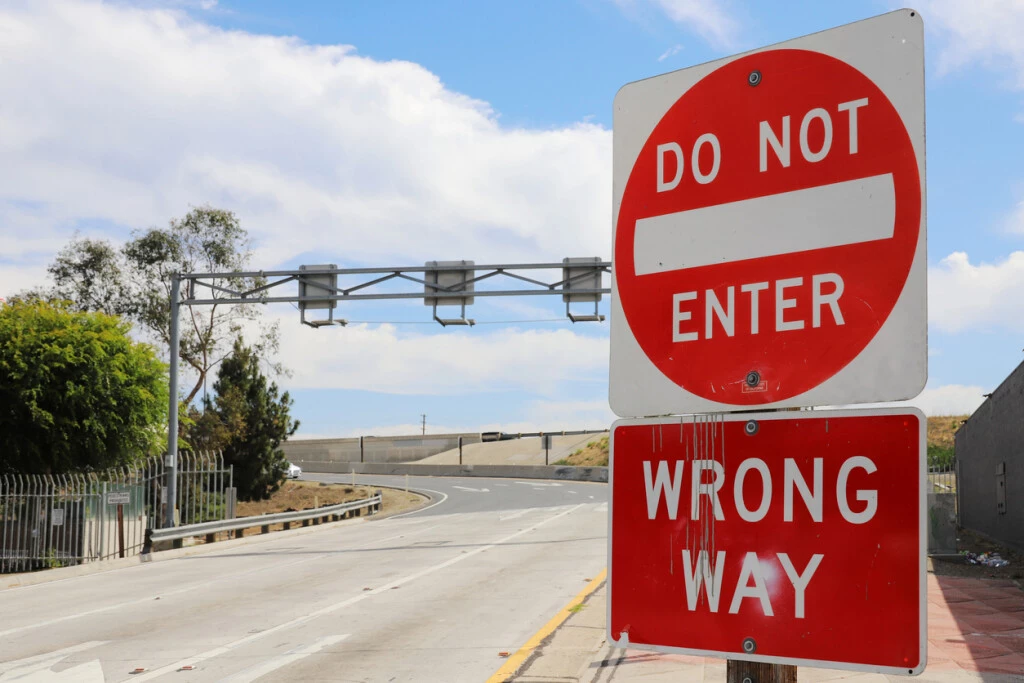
610, 11, 926, 416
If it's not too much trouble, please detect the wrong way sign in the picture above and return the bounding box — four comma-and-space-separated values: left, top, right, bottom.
609, 10, 926, 417
608, 408, 926, 674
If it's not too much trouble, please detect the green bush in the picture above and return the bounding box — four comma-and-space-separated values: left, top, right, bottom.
0, 299, 167, 473
928, 444, 955, 469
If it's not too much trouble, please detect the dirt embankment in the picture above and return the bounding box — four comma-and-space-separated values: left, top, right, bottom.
240, 481, 373, 516
555, 435, 609, 467
174, 481, 428, 543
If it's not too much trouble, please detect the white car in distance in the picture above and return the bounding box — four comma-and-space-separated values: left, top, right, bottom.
286, 463, 302, 479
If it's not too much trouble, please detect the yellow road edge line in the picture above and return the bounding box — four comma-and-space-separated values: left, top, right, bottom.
485, 567, 608, 683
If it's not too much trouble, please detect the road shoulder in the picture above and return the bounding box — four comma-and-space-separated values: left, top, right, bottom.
494, 573, 608, 683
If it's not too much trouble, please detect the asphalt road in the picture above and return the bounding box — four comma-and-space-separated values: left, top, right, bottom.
0, 474, 608, 682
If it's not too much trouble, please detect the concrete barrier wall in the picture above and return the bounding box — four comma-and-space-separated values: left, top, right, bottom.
300, 461, 609, 483
955, 358, 1024, 553
283, 433, 482, 465
928, 492, 958, 556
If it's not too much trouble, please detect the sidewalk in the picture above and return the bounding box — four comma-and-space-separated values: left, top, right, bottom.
509, 572, 1024, 682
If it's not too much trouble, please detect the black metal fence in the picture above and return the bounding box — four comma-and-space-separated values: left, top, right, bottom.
0, 452, 232, 573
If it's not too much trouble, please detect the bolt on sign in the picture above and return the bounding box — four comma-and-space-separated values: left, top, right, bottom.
609, 10, 926, 416
608, 409, 926, 674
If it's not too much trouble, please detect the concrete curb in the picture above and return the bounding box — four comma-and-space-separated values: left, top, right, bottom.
302, 462, 609, 483
0, 484, 435, 591
488, 570, 608, 682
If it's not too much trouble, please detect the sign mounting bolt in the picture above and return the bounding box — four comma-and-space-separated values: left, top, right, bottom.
742, 637, 757, 653
745, 370, 761, 387
748, 70, 762, 86
744, 420, 759, 436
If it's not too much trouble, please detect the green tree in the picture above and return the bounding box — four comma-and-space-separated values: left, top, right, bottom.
0, 299, 168, 474
188, 338, 298, 501
41, 206, 280, 404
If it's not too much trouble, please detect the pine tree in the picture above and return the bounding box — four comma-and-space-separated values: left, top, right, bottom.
191, 338, 298, 500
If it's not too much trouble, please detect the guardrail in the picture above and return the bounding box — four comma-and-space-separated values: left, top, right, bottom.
149, 493, 382, 548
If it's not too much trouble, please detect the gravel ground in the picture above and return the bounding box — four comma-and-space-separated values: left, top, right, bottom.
930, 527, 1024, 585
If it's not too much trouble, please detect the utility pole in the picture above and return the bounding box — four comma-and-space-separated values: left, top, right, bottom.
165, 274, 181, 529
421, 414, 426, 435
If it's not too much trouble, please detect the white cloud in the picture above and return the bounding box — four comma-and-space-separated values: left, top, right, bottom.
909, 384, 987, 416
1005, 198, 1024, 234
0, 0, 612, 273
276, 318, 608, 395
828, 383, 987, 417
658, 44, 684, 62
653, 0, 737, 48
300, 399, 616, 438
613, 0, 738, 50
0, 264, 51, 299
919, 0, 1024, 88
929, 251, 1024, 333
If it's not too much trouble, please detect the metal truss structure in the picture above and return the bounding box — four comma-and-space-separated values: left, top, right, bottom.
164, 258, 611, 526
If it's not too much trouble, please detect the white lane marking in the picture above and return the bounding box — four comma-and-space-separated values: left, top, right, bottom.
0, 554, 325, 639
221, 634, 349, 683
0, 659, 104, 682
498, 508, 533, 521
0, 524, 441, 640
634, 173, 896, 275
514, 482, 562, 487
452, 486, 489, 493
386, 488, 448, 520
595, 503, 608, 513
0, 641, 106, 679
130, 504, 585, 681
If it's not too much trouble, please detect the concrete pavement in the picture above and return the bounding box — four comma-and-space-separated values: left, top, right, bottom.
508, 573, 1024, 682
309, 472, 608, 517
0, 474, 608, 682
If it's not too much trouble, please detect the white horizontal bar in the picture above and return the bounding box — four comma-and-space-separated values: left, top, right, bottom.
633, 173, 896, 275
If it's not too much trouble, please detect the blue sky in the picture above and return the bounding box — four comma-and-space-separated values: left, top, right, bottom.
1, 0, 1023, 437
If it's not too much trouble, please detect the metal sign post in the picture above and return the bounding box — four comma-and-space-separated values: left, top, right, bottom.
106, 491, 131, 559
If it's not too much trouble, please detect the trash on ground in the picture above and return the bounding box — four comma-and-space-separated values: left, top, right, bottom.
961, 551, 1010, 568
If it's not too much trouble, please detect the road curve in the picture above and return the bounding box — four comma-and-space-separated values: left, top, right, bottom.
0, 474, 608, 682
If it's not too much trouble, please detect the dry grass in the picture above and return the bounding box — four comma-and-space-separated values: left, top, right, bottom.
928, 415, 968, 450
237, 480, 427, 519
186, 482, 427, 544
556, 435, 609, 467
237, 480, 375, 517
